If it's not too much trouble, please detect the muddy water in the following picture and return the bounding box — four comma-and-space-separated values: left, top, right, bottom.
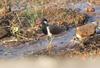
0, 2, 100, 59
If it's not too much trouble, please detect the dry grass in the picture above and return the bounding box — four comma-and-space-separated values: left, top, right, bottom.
0, 0, 99, 57
0, 0, 87, 41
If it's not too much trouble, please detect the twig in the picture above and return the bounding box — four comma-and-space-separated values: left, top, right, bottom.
0, 26, 10, 28
16, 34, 33, 41
15, 12, 22, 26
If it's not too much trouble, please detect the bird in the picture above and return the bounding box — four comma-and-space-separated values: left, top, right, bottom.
40, 18, 67, 54
41, 18, 66, 38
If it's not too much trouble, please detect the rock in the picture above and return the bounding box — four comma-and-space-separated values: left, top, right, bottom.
0, 28, 8, 39
85, 6, 95, 13
76, 23, 97, 41
83, 1, 95, 13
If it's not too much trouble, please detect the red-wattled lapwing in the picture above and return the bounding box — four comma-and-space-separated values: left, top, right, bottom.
41, 18, 66, 39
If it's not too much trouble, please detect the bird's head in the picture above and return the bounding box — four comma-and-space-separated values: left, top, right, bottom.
35, 18, 49, 28
41, 18, 49, 26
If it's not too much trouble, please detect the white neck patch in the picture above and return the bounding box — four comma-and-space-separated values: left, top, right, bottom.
44, 21, 48, 24
46, 26, 52, 37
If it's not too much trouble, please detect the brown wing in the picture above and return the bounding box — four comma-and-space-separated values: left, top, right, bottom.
49, 25, 65, 34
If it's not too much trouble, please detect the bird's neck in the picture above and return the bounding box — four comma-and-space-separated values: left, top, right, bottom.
46, 26, 52, 37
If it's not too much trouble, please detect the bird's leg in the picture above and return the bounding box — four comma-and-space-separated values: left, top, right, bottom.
47, 34, 53, 40
47, 36, 54, 55
46, 26, 53, 40
46, 26, 54, 54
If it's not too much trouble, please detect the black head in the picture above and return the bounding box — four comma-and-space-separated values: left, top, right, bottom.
41, 18, 49, 35
41, 18, 49, 26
